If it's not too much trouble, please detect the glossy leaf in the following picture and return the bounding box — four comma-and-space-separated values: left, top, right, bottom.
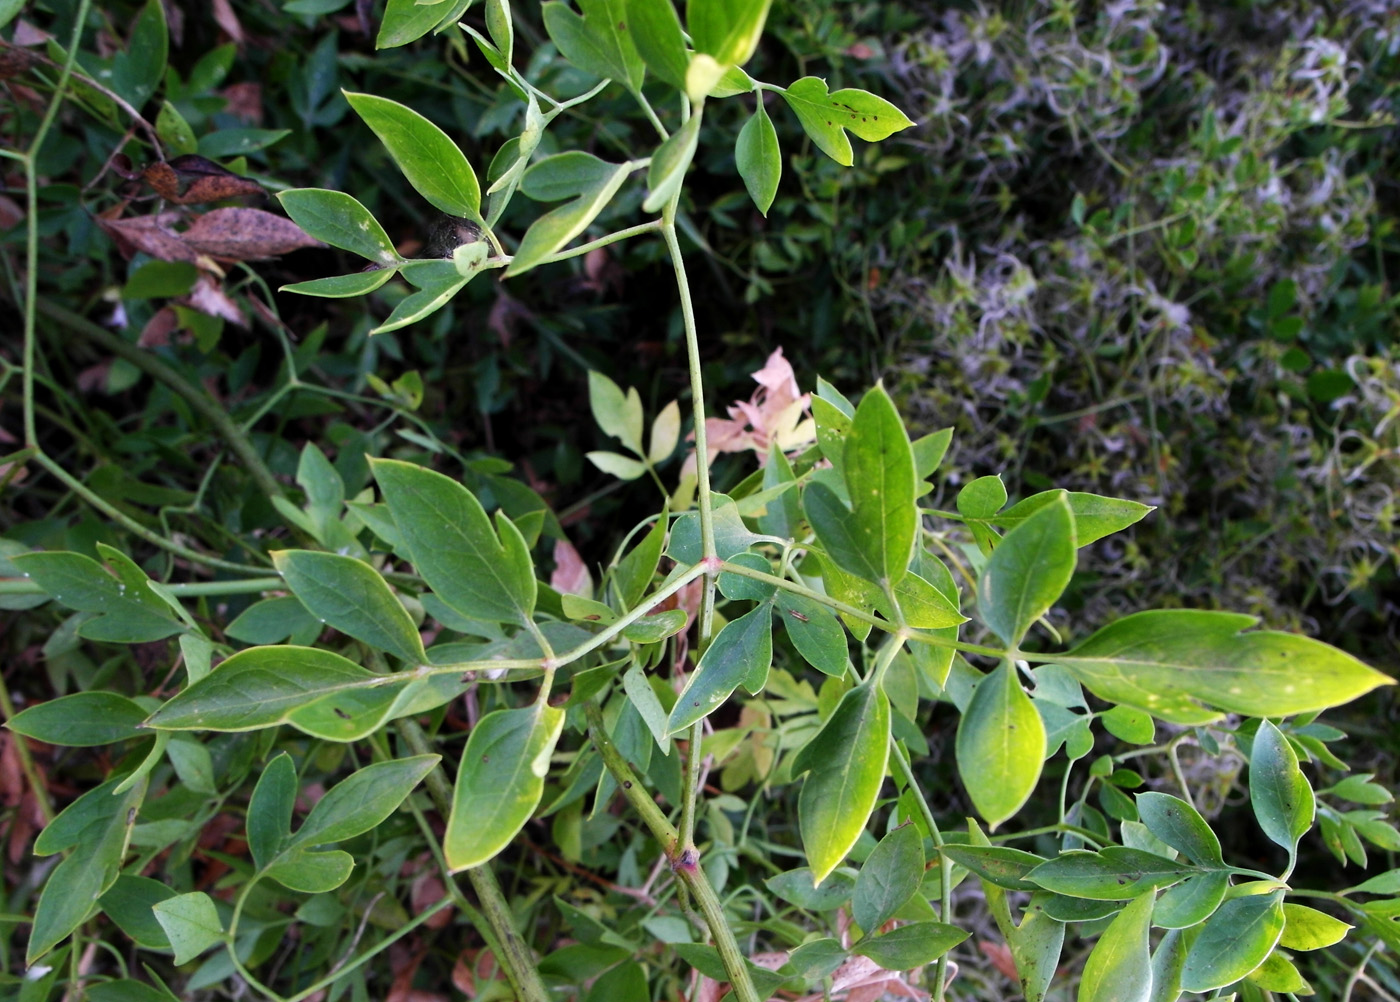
151, 892, 221, 965
277, 188, 399, 264
281, 268, 397, 298
1056, 610, 1391, 721
247, 752, 296, 870
794, 681, 890, 884
445, 705, 564, 870
853, 824, 924, 932
1027, 847, 1199, 900
956, 661, 1046, 828
373, 459, 536, 625
274, 549, 426, 664
8, 692, 147, 746
854, 921, 966, 971
345, 92, 482, 223
1078, 891, 1154, 1002
542, 0, 643, 90
1279, 903, 1351, 950
978, 494, 1075, 646
779, 77, 915, 167
1136, 792, 1224, 867
1180, 890, 1285, 993
992, 490, 1154, 546
625, 0, 688, 91
1250, 720, 1314, 870
668, 605, 772, 733
378, 0, 461, 47
736, 102, 781, 215
506, 153, 632, 276
688, 0, 772, 66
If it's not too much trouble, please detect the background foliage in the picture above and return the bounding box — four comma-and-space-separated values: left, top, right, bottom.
1, 0, 1398, 1000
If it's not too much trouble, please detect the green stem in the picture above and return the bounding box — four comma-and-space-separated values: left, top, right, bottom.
0, 576, 281, 597
889, 741, 953, 1002
584, 702, 759, 1002
395, 719, 550, 1002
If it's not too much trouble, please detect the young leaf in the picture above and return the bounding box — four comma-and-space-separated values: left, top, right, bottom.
956, 661, 1046, 828
445, 704, 564, 870
1078, 891, 1154, 1002
505, 153, 633, 276
668, 606, 772, 734
247, 752, 296, 870
588, 371, 645, 455
649, 400, 681, 464
794, 681, 890, 884
736, 102, 781, 215
853, 921, 967, 971
957, 475, 1007, 518
625, 0, 689, 91
1250, 720, 1315, 871
277, 189, 400, 264
289, 755, 438, 847
110, 0, 167, 109
991, 490, 1154, 546
344, 92, 483, 223
543, 0, 644, 91
1180, 890, 1286, 993
853, 824, 924, 932
373, 459, 537, 626
978, 494, 1076, 646
779, 77, 914, 167
1135, 792, 1224, 867
9, 693, 147, 747
1057, 610, 1391, 721
1278, 903, 1351, 950
151, 892, 222, 965
274, 549, 426, 664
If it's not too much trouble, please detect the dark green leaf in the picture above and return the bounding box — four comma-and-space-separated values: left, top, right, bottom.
765, 868, 855, 911
853, 921, 967, 971
1136, 792, 1224, 867
668, 606, 772, 733
779, 591, 848, 677
956, 661, 1046, 828
345, 92, 482, 222
625, 0, 689, 91
110, 0, 167, 108
265, 848, 354, 893
506, 153, 633, 277
247, 752, 295, 870
8, 692, 147, 746
844, 383, 917, 588
978, 495, 1075, 646
939, 845, 1045, 891
277, 189, 400, 264
1027, 847, 1199, 900
1250, 720, 1314, 870
12, 551, 182, 643
1078, 891, 1153, 1002
643, 111, 700, 212
1154, 871, 1228, 929
543, 0, 644, 90
736, 102, 781, 215
274, 549, 426, 664
290, 754, 438, 847
854, 824, 925, 931
1180, 890, 1285, 993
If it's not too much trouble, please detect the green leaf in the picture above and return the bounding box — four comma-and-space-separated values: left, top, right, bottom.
543, 0, 643, 90
1078, 891, 1154, 1002
264, 848, 355, 893
778, 591, 848, 677
486, 0, 514, 62
1101, 704, 1155, 744
846, 383, 917, 588
98, 876, 174, 950
1250, 720, 1314, 871
956, 661, 1046, 828
371, 261, 469, 334
622, 665, 671, 753
1135, 792, 1224, 867
226, 596, 320, 644
620, 609, 688, 644
854, 921, 966, 971
667, 606, 772, 733
378, 0, 460, 47
587, 371, 645, 455
853, 824, 924, 932
992, 490, 1154, 546
290, 755, 438, 847
794, 681, 890, 884
281, 269, 397, 298
247, 752, 296, 871
1279, 903, 1350, 950
625, 0, 688, 91
111, 0, 167, 108
8, 692, 147, 746
12, 551, 182, 643
274, 550, 426, 664
155, 100, 196, 155
1180, 890, 1285, 993
1056, 610, 1392, 721
778, 77, 915, 167
978, 495, 1075, 646
445, 704, 564, 870
344, 92, 482, 223
736, 102, 781, 215
957, 475, 1007, 518
765, 867, 855, 911
277, 189, 400, 264
1153, 871, 1228, 929
588, 450, 648, 479
889, 570, 967, 629
687, 0, 772, 66
939, 845, 1045, 891
614, 508, 668, 610
1027, 847, 1199, 900
643, 111, 700, 213
506, 153, 633, 276
151, 892, 222, 965
373, 459, 537, 626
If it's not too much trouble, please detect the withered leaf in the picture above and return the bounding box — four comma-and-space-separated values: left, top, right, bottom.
186, 275, 247, 325
181, 208, 322, 260
97, 212, 200, 262
142, 154, 263, 205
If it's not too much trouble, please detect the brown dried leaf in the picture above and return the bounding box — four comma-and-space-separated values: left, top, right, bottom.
97, 211, 198, 262
142, 154, 263, 205
550, 538, 591, 597
220, 82, 263, 123
138, 306, 179, 347
11, 21, 50, 46
0, 43, 37, 81
182, 208, 321, 260
0, 194, 22, 230
211, 0, 244, 44
186, 276, 246, 326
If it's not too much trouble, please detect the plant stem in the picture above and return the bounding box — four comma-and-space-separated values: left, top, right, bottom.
395, 719, 550, 1002
584, 702, 759, 1002
889, 741, 954, 1002
0, 576, 281, 597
